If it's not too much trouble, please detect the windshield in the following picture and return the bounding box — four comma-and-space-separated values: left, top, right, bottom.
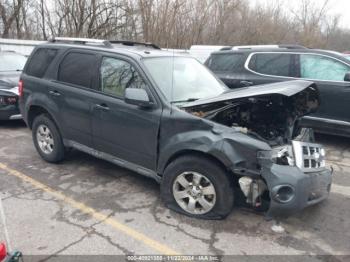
0, 53, 27, 72
143, 57, 227, 103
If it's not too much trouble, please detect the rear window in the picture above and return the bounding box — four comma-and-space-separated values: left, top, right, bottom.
206, 53, 245, 71
58, 52, 96, 88
248, 53, 293, 77
26, 48, 58, 78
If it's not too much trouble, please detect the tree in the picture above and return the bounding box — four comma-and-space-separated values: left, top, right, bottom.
0, 0, 348, 52
0, 0, 23, 38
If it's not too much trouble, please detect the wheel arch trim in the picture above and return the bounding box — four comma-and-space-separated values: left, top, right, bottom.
27, 103, 61, 132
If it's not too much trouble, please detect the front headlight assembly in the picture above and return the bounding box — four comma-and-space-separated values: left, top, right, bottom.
258, 145, 295, 167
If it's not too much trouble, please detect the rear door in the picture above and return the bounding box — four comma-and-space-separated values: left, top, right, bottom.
91, 55, 162, 171
52, 50, 100, 147
20, 48, 59, 121
245, 52, 298, 86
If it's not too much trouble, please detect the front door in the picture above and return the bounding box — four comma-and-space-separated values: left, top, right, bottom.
91, 55, 162, 171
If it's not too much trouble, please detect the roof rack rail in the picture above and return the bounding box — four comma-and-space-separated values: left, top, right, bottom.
48, 37, 161, 50
232, 45, 280, 50
48, 37, 112, 48
279, 44, 307, 49
220, 46, 233, 51
109, 40, 161, 49
219, 44, 308, 51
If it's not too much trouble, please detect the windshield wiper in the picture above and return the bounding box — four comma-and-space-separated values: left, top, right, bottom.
171, 98, 199, 104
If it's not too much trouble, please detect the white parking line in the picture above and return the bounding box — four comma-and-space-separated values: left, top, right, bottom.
0, 163, 179, 255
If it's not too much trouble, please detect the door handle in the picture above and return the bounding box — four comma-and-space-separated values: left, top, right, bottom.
49, 90, 61, 97
94, 103, 110, 111
240, 81, 254, 87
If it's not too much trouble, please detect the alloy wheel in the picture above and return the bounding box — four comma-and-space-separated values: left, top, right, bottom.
36, 124, 54, 154
172, 172, 216, 215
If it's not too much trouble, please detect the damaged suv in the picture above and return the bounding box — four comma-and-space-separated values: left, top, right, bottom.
19, 38, 332, 219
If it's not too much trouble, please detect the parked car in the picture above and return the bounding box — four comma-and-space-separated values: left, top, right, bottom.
19, 38, 332, 219
205, 45, 350, 137
0, 51, 27, 120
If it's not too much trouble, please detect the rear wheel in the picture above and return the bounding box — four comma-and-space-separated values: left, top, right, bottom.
161, 155, 234, 219
32, 114, 65, 163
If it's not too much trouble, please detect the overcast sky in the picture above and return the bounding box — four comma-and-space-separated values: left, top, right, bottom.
250, 0, 350, 29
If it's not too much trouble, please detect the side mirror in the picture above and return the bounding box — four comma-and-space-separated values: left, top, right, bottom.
124, 88, 153, 108
344, 72, 350, 82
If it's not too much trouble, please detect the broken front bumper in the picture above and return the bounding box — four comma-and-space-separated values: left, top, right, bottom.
261, 164, 332, 218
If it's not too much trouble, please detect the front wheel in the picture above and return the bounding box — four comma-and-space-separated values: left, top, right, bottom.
161, 155, 234, 219
32, 114, 65, 163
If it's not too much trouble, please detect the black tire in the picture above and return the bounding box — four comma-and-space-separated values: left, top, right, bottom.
32, 114, 65, 163
161, 155, 234, 219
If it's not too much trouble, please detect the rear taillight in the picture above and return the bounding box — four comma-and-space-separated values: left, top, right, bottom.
0, 96, 17, 105
0, 243, 6, 261
7, 97, 17, 104
18, 80, 24, 98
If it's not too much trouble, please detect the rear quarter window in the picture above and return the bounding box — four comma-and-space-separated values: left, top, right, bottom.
206, 53, 245, 71
248, 53, 294, 77
25, 48, 58, 78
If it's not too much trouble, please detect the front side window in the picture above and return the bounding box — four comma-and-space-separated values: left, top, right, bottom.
58, 52, 96, 88
300, 54, 350, 81
248, 53, 293, 77
100, 57, 147, 97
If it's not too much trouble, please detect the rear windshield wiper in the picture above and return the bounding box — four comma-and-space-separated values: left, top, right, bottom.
171, 98, 199, 104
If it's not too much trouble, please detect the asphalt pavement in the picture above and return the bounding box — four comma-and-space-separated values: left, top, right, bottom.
0, 120, 349, 262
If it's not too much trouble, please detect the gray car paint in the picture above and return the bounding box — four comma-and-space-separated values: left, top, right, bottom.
20, 43, 332, 218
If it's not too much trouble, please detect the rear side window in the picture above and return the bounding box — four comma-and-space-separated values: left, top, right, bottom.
58, 52, 96, 88
206, 53, 245, 71
248, 53, 293, 77
26, 48, 58, 78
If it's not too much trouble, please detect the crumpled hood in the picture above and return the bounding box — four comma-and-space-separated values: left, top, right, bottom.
181, 80, 319, 145
182, 80, 318, 108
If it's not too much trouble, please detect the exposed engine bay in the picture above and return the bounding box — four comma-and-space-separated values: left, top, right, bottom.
179, 81, 331, 215
183, 87, 319, 146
